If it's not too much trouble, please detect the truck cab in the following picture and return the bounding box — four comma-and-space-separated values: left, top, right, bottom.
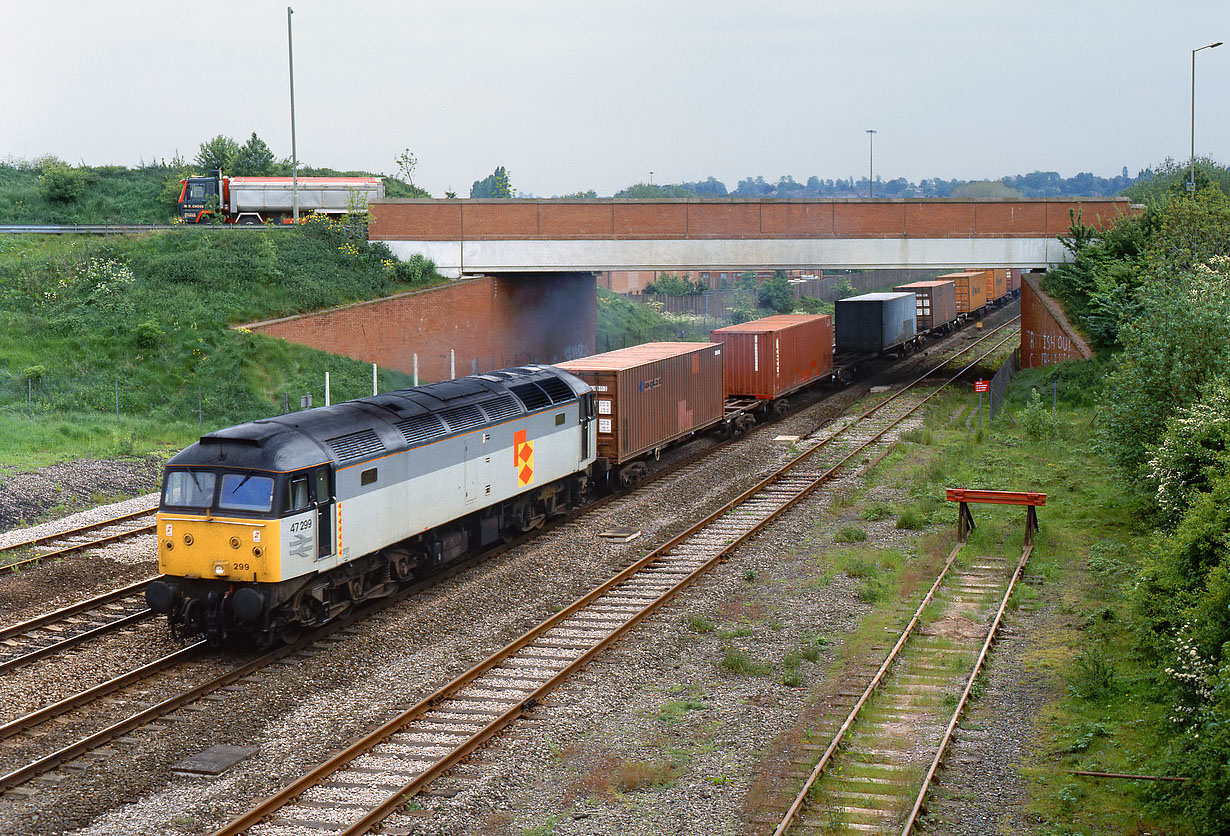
177, 171, 222, 223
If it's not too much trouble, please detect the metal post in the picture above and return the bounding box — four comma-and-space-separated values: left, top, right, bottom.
413, 353, 419, 386
1190, 42, 1223, 191
372, 363, 378, 396
288, 7, 299, 222
325, 371, 330, 407
978, 392, 982, 427
450, 349, 455, 379
866, 129, 876, 198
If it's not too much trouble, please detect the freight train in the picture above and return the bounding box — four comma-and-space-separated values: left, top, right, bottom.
148, 274, 1017, 646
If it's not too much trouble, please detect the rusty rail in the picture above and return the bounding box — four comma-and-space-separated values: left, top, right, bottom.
899, 543, 1034, 835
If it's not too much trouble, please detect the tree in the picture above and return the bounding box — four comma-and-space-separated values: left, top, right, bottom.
950, 180, 1023, 198
471, 166, 514, 198
395, 148, 418, 187
195, 135, 240, 173
758, 271, 794, 313
230, 133, 275, 176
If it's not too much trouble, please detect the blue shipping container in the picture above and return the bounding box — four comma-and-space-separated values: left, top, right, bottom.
834, 292, 917, 353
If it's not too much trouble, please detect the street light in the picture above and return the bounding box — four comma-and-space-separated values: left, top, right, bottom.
866, 129, 876, 198
288, 6, 299, 221
1190, 41, 1222, 191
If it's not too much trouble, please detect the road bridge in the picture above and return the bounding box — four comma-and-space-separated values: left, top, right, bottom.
369, 197, 1134, 277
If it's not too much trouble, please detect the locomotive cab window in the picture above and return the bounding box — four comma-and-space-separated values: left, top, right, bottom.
555, 412, 566, 426
361, 468, 378, 486
217, 473, 274, 513
314, 467, 331, 501
288, 476, 310, 512
162, 470, 215, 509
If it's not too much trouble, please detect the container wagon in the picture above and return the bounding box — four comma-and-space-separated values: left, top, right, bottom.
937, 271, 989, 317
710, 314, 834, 418
556, 342, 725, 487
893, 280, 957, 334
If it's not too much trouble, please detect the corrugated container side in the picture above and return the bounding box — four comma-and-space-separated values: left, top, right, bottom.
941, 271, 988, 314
991, 269, 1007, 302
893, 281, 956, 332
556, 343, 724, 464
710, 314, 834, 399
1006, 269, 1020, 293
834, 293, 917, 353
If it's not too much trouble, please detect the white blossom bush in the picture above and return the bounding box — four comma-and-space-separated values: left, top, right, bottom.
1147, 377, 1230, 526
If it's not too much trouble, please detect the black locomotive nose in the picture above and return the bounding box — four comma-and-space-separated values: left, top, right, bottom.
145, 580, 180, 614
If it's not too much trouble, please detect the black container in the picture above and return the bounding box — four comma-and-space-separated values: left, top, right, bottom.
835, 292, 917, 353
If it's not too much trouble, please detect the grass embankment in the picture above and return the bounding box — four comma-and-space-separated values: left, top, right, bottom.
0, 221, 443, 469
0, 158, 426, 225
750, 359, 1185, 834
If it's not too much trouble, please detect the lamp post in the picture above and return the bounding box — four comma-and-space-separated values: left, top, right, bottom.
1190, 41, 1222, 191
866, 129, 876, 198
288, 6, 299, 221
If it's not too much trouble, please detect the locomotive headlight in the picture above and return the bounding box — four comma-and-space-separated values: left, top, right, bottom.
213, 563, 227, 577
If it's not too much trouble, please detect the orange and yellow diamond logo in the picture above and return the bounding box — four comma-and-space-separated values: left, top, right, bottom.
514, 429, 534, 487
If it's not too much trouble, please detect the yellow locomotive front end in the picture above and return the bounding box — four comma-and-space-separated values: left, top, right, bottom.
146, 467, 300, 644
156, 512, 280, 584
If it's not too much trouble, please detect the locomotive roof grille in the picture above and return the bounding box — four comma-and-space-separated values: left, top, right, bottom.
395, 414, 448, 447
537, 376, 576, 404
509, 382, 552, 412
325, 428, 385, 462
439, 404, 485, 433
479, 394, 522, 423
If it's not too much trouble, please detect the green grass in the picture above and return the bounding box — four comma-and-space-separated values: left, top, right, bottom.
0, 226, 440, 464
864, 383, 1190, 834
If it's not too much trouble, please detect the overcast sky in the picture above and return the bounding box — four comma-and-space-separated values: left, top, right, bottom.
3, 1, 1227, 197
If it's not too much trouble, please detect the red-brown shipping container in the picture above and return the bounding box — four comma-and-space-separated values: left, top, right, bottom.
556, 342, 724, 465
893, 280, 957, 332
709, 314, 834, 400
1006, 268, 1021, 294
937, 270, 988, 314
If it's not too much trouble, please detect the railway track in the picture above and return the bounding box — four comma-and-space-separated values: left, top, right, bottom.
0, 314, 1016, 813
205, 324, 1018, 836
0, 504, 158, 575
0, 578, 157, 674
767, 538, 1034, 835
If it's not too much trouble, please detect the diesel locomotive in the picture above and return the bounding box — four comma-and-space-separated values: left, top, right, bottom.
146, 365, 596, 646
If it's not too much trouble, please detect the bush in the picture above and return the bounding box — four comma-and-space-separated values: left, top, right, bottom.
719, 647, 772, 677
895, 507, 926, 530
1020, 388, 1059, 441
38, 161, 88, 203
1147, 378, 1230, 527
833, 525, 867, 543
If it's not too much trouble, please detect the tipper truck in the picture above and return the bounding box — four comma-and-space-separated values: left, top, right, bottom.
176, 170, 385, 224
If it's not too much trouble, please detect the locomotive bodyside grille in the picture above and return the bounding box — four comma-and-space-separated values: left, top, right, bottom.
325, 429, 385, 462
396, 415, 448, 447
440, 404, 485, 433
